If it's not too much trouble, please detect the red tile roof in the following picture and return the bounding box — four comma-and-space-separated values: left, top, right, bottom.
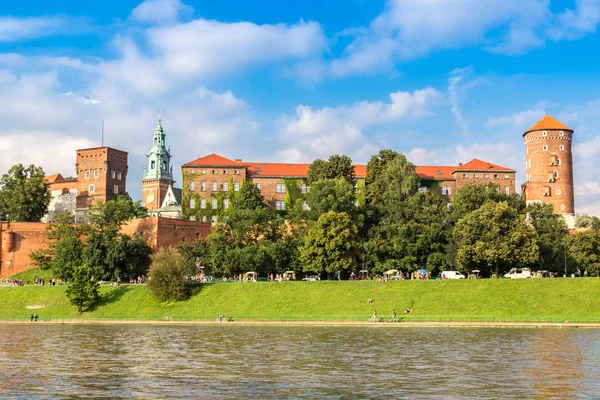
525, 115, 572, 135
415, 166, 456, 180
45, 173, 64, 183
454, 158, 514, 172
247, 162, 368, 178
183, 153, 243, 167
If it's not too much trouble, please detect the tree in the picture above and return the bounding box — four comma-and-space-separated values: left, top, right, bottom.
299, 211, 359, 275
178, 239, 210, 274
65, 264, 100, 312
0, 164, 50, 222
307, 155, 355, 185
451, 183, 524, 222
232, 181, 266, 210
366, 191, 451, 274
452, 202, 539, 277
526, 202, 567, 272
575, 213, 600, 230
45, 213, 85, 280
365, 151, 419, 206
147, 248, 196, 302
305, 178, 356, 218
86, 194, 147, 230
567, 230, 600, 276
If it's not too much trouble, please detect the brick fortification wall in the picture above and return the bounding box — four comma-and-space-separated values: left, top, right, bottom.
0, 218, 211, 279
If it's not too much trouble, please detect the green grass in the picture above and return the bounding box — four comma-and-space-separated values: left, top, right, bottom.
2, 277, 600, 323
7, 267, 57, 283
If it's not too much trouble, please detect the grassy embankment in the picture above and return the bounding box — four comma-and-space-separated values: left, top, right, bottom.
2, 269, 600, 323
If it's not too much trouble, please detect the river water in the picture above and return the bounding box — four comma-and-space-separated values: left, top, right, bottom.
1, 325, 599, 399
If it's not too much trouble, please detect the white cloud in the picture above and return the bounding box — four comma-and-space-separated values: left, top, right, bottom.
331, 0, 600, 76
485, 105, 547, 131
130, 0, 194, 24
406, 148, 440, 165
574, 136, 600, 159
277, 87, 442, 162
0, 16, 71, 42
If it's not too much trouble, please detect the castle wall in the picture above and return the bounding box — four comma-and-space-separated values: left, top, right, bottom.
0, 217, 211, 279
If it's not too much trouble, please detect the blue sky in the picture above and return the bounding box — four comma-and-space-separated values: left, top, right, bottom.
1, 0, 600, 215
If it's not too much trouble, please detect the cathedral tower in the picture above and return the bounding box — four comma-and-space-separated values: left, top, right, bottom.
522, 115, 575, 225
142, 117, 175, 211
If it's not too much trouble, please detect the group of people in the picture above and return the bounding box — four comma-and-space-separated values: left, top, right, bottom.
4, 279, 24, 286
128, 276, 146, 284
29, 313, 39, 322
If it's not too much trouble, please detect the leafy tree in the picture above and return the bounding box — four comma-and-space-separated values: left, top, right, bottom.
526, 202, 567, 272
178, 239, 211, 274
65, 264, 100, 312
29, 249, 51, 270
86, 194, 147, 230
452, 202, 539, 277
299, 211, 359, 274
232, 181, 266, 210
147, 248, 196, 302
45, 213, 85, 280
575, 213, 600, 230
366, 191, 451, 274
364, 151, 420, 207
567, 230, 600, 276
451, 183, 524, 222
307, 155, 355, 185
0, 164, 50, 222
305, 178, 356, 218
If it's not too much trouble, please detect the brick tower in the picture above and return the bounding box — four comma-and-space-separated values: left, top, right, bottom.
75, 147, 128, 210
522, 115, 575, 226
142, 117, 175, 211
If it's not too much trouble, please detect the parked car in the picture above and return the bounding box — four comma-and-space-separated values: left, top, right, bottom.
441, 271, 466, 279
384, 269, 402, 280
504, 268, 532, 279
302, 275, 321, 281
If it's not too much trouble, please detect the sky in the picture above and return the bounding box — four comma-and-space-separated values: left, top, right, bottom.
1, 0, 600, 216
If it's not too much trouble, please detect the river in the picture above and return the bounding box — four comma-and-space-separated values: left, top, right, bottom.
0, 325, 599, 398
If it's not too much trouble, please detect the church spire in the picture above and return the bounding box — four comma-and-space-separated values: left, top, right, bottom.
143, 116, 173, 181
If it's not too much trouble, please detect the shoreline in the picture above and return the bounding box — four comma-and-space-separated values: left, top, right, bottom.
2, 320, 600, 328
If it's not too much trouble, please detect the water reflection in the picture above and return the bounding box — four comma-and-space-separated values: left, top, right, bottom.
0, 325, 599, 399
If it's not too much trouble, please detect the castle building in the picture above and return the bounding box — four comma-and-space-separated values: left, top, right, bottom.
141, 118, 182, 218
521, 114, 575, 226
43, 147, 128, 222
181, 154, 516, 221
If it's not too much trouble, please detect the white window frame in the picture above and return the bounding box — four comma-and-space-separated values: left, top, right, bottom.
255, 183, 260, 190
111, 170, 116, 179
484, 174, 489, 179
505, 186, 510, 195
542, 131, 547, 136
89, 184, 95, 193
190, 199, 196, 209
212, 199, 217, 209
212, 181, 218, 191
556, 189, 562, 195
211, 215, 217, 223
117, 172, 122, 180
85, 170, 90, 179
222, 181, 229, 192
504, 174, 510, 179
543, 145, 548, 151
189, 216, 195, 221
554, 171, 559, 179
234, 182, 240, 192
560, 145, 565, 151
190, 181, 196, 191
276, 183, 286, 194
473, 174, 479, 179
223, 199, 229, 209
275, 200, 286, 211
113, 185, 118, 194
222, 169, 228, 175
94, 169, 99, 178
201, 199, 206, 209
201, 181, 207, 192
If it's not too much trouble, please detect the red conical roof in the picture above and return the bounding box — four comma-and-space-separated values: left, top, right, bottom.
524, 115, 572, 136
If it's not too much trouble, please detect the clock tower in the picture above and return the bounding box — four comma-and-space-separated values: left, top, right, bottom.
141, 117, 175, 211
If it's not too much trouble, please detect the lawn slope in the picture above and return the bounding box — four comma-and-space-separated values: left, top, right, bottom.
2, 278, 599, 322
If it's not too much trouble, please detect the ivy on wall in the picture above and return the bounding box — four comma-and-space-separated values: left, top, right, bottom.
283, 178, 304, 211
181, 172, 238, 222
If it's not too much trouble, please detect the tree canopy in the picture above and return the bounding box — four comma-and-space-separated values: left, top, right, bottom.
307, 154, 355, 185
365, 150, 419, 206
452, 201, 539, 276
526, 202, 567, 273
567, 230, 600, 276
232, 181, 266, 210
0, 164, 51, 222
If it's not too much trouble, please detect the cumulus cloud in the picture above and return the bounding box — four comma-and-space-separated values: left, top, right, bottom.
277, 87, 443, 162
130, 0, 194, 24
331, 0, 600, 76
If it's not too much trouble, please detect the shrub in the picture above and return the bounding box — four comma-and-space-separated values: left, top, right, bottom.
147, 248, 195, 302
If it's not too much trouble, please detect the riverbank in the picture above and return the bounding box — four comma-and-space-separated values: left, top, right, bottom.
2, 274, 600, 324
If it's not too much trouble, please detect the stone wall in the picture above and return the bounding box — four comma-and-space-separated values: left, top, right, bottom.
0, 217, 212, 279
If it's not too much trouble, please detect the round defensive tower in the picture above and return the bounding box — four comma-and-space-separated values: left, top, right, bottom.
523, 115, 575, 224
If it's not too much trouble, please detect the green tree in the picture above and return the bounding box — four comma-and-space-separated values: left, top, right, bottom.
0, 164, 51, 222
364, 151, 420, 207
452, 202, 539, 277
86, 194, 146, 230
147, 248, 196, 302
526, 202, 567, 272
451, 183, 524, 222
299, 211, 359, 275
366, 191, 451, 274
575, 213, 600, 230
65, 264, 100, 312
232, 180, 266, 210
46, 213, 85, 280
305, 178, 356, 218
567, 230, 600, 276
307, 155, 355, 185
178, 239, 210, 274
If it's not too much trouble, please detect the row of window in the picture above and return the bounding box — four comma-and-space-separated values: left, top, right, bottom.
190, 215, 218, 223
84, 170, 123, 180
462, 173, 510, 179
190, 181, 241, 192
542, 187, 562, 196
189, 169, 241, 175
541, 131, 565, 137
189, 199, 229, 210
87, 185, 119, 194
541, 145, 565, 151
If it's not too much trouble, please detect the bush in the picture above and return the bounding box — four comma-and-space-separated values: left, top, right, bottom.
147, 248, 195, 302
